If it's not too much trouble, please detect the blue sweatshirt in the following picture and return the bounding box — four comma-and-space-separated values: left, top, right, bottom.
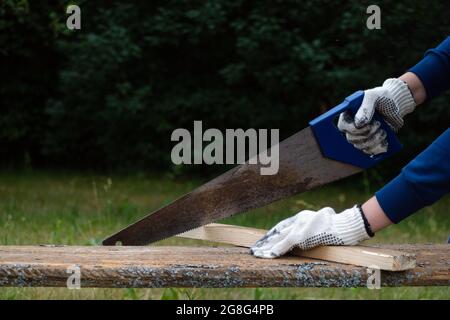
375, 36, 450, 223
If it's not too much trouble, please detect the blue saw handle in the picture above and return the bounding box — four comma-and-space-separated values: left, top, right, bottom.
309, 90, 402, 168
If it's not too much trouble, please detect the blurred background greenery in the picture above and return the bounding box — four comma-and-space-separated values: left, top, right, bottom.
1, 0, 449, 176
0, 0, 449, 300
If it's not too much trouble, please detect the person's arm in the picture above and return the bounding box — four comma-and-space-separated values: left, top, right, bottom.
250, 38, 450, 259
346, 37, 450, 227
361, 196, 393, 232
355, 127, 450, 229
338, 37, 450, 156
375, 129, 450, 223
398, 72, 426, 105
251, 129, 450, 259
408, 36, 450, 101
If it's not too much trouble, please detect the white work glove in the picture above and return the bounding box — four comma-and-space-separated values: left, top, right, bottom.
337, 78, 416, 155
250, 206, 372, 259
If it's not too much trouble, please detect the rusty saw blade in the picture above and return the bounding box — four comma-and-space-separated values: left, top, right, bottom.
102, 91, 402, 246
103, 128, 358, 246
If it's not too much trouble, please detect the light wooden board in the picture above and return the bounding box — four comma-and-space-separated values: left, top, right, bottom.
178, 223, 416, 271
0, 245, 448, 288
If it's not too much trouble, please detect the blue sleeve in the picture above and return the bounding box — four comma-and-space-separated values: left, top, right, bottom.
375, 128, 450, 223
408, 36, 450, 100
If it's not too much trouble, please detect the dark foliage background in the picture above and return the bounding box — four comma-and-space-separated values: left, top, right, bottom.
1, 0, 449, 179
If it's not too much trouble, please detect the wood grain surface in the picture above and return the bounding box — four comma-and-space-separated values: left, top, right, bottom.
179, 223, 417, 271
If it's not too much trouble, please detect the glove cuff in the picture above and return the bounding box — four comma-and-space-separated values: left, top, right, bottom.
383, 78, 416, 118
332, 206, 371, 245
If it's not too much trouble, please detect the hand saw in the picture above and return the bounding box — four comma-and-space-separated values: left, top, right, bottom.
102, 91, 402, 246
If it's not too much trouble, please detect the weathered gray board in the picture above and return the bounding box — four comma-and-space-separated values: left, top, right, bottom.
0, 244, 448, 288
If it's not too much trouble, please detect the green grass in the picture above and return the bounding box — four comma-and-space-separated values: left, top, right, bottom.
0, 170, 448, 300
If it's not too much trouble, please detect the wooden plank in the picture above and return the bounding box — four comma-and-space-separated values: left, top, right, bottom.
0, 245, 448, 288
178, 223, 416, 271
179, 223, 265, 248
